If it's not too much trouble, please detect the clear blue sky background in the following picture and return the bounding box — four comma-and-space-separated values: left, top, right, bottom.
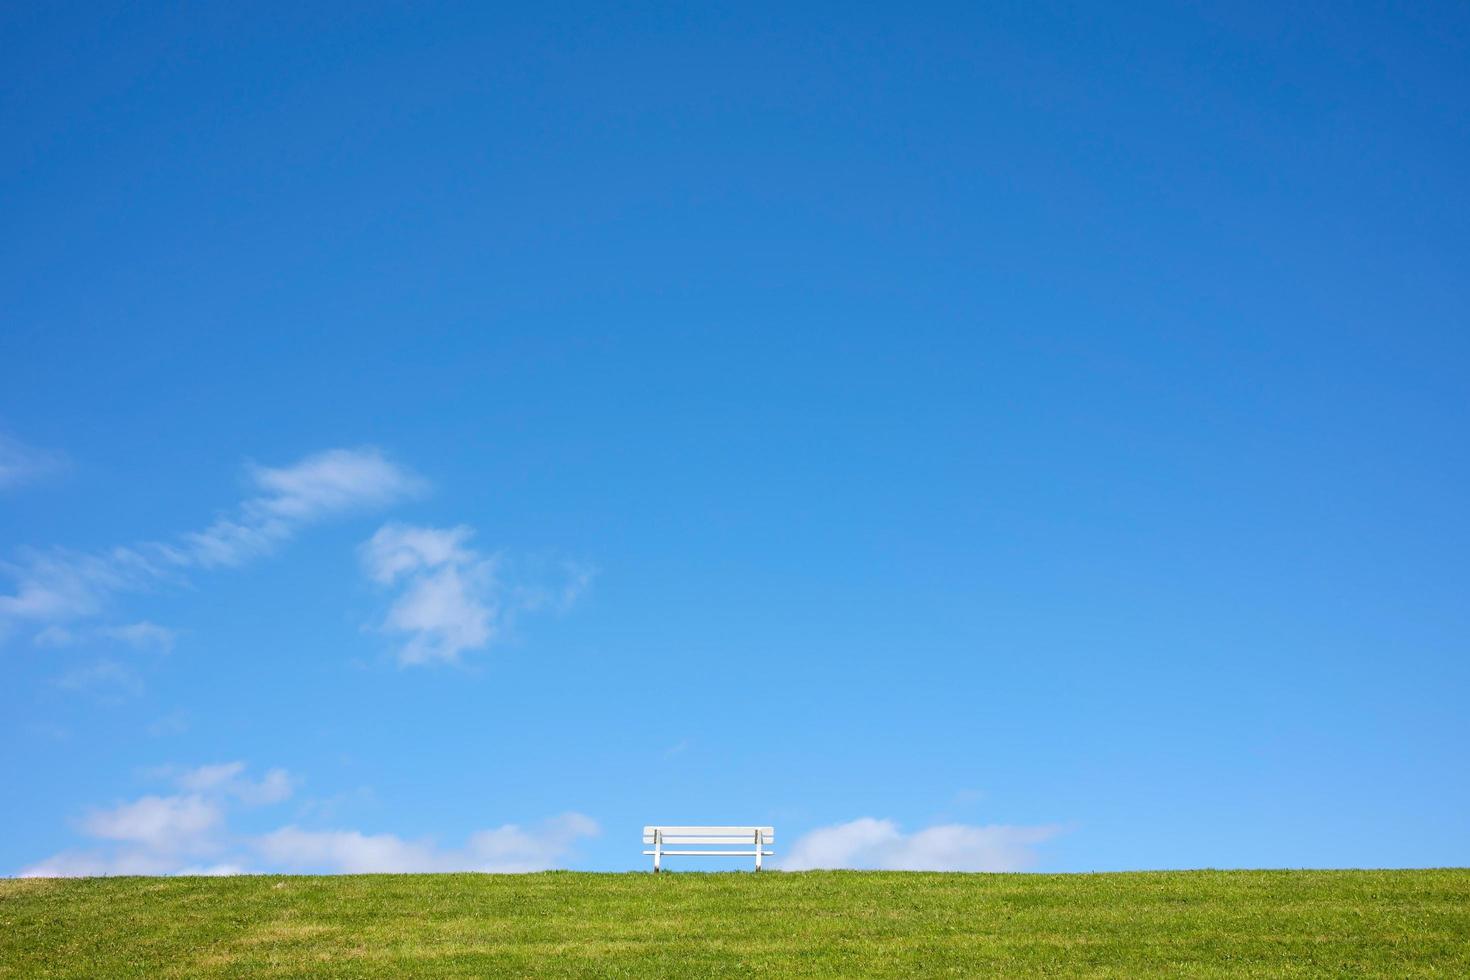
2, 1, 1467, 875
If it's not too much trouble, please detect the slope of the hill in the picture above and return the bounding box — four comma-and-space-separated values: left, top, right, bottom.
3, 869, 1468, 977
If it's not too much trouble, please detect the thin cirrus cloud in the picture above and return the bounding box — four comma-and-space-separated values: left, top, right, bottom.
34, 620, 179, 652
162, 760, 296, 805
53, 659, 146, 703
0, 432, 65, 490
98, 621, 179, 651
18, 761, 599, 877
0, 448, 424, 640
183, 448, 426, 570
777, 817, 1063, 872
361, 523, 593, 666
39, 622, 182, 703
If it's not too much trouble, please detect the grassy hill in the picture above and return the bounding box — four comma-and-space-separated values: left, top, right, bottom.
3, 869, 1468, 977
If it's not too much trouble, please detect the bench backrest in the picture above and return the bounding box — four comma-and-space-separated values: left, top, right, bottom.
643, 826, 775, 844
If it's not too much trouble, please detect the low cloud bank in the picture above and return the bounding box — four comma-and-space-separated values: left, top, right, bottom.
258, 814, 601, 874
779, 817, 1061, 871
19, 762, 597, 877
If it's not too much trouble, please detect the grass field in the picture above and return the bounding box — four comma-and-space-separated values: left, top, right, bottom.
3, 869, 1468, 977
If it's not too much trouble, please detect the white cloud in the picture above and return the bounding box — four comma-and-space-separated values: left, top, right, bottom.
80, 795, 222, 849
180, 518, 281, 570
0, 447, 423, 639
0, 433, 65, 490
383, 565, 496, 664
181, 447, 426, 569
463, 813, 601, 871
0, 548, 153, 624
172, 762, 248, 792
248, 449, 425, 523
17, 846, 250, 878
230, 769, 294, 811
19, 762, 596, 878
361, 524, 476, 585
779, 818, 1062, 872
19, 849, 198, 878
258, 813, 600, 874
174, 863, 250, 877
179, 448, 426, 570
361, 524, 499, 664
255, 828, 438, 874
19, 762, 295, 877
171, 762, 295, 805
361, 524, 590, 666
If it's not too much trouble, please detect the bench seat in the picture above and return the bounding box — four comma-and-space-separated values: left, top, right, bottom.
643, 826, 774, 872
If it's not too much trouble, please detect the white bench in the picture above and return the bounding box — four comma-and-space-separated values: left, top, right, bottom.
643, 826, 775, 872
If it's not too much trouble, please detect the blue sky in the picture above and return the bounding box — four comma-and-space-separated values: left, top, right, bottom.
2, 1, 1467, 875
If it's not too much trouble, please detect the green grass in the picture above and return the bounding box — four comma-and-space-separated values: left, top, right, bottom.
3, 869, 1468, 977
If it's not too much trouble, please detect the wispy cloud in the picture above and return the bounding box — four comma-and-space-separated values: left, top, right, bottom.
0, 432, 65, 490
35, 620, 178, 652
54, 660, 145, 702
98, 621, 179, 652
19, 762, 597, 877
361, 524, 592, 666
0, 549, 151, 625
778, 818, 1062, 871
146, 711, 190, 738
0, 448, 423, 641
176, 761, 295, 805
33, 625, 77, 648
43, 622, 182, 702
184, 448, 426, 570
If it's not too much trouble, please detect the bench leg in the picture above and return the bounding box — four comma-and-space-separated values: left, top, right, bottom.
653, 831, 661, 874
754, 830, 763, 872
